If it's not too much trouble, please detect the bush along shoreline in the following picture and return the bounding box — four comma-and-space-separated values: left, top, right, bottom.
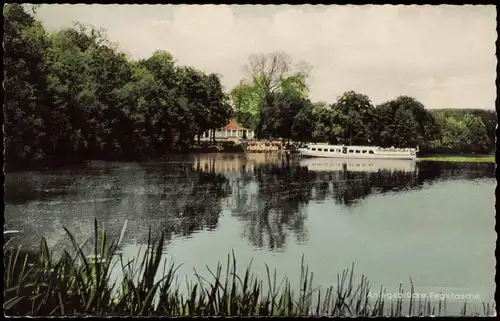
3, 220, 495, 317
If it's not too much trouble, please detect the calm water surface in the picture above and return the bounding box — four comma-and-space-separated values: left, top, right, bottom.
5, 153, 495, 312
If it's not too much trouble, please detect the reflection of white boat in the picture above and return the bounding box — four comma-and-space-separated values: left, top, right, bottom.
300, 158, 417, 173
298, 144, 417, 160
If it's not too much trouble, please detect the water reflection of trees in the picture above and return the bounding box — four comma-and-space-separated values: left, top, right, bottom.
416, 161, 495, 184
328, 169, 420, 206
5, 170, 87, 205
226, 157, 494, 250
230, 162, 422, 249
300, 160, 494, 206
230, 163, 312, 250
5, 155, 494, 252
132, 161, 232, 241
5, 160, 232, 251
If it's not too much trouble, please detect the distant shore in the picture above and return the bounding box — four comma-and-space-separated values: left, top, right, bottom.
416, 155, 495, 163
4, 144, 494, 173
189, 141, 495, 163
188, 139, 296, 154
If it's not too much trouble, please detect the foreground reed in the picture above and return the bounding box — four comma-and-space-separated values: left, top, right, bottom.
3, 220, 495, 316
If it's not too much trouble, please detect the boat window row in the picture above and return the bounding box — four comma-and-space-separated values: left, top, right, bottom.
310, 147, 374, 154
310, 148, 342, 152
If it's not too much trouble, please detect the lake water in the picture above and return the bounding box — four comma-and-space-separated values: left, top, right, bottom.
4, 153, 496, 314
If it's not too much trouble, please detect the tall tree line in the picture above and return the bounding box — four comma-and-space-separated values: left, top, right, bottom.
231, 53, 495, 154
4, 4, 495, 172
4, 4, 233, 170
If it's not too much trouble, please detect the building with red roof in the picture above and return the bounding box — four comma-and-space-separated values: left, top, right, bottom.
223, 120, 246, 131
203, 120, 255, 140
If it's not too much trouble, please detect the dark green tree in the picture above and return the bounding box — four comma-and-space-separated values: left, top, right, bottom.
331, 91, 374, 145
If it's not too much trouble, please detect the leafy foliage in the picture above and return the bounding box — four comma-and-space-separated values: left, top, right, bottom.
428, 111, 491, 154
3, 4, 495, 171
428, 109, 494, 154
3, 4, 233, 170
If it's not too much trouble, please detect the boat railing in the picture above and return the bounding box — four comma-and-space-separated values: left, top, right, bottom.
302, 143, 416, 152
378, 147, 416, 152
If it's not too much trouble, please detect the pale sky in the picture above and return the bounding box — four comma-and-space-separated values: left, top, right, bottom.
34, 4, 496, 109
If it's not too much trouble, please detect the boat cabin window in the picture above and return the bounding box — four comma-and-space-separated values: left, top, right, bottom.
330, 149, 335, 152
348, 150, 353, 153
355, 150, 360, 153
317, 148, 322, 151
362, 150, 367, 154
311, 148, 316, 151
368, 151, 374, 154
337, 149, 341, 152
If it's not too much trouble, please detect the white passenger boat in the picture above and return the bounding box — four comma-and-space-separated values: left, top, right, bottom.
300, 158, 417, 173
298, 144, 417, 160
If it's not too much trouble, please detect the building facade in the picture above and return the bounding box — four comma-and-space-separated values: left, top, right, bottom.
203, 120, 255, 140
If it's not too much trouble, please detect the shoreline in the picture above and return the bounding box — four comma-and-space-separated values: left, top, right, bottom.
416, 155, 494, 163
4, 148, 494, 172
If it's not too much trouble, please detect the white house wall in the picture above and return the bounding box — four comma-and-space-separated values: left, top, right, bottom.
204, 129, 255, 139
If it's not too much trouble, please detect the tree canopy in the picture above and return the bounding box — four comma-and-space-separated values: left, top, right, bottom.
3, 4, 495, 171
4, 4, 233, 169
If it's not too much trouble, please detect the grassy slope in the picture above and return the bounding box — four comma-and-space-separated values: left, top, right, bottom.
417, 155, 495, 163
